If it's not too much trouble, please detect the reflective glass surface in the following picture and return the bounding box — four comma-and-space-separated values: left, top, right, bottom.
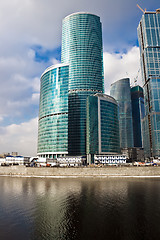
110, 78, 134, 148
138, 12, 160, 157
38, 13, 104, 156
86, 94, 120, 154
61, 13, 104, 155
61, 13, 104, 92
131, 86, 144, 147
100, 99, 120, 153
86, 96, 99, 154
38, 65, 69, 154
68, 91, 95, 155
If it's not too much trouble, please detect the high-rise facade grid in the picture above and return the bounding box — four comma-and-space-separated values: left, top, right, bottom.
110, 78, 134, 149
37, 64, 69, 158
137, 9, 160, 157
38, 12, 120, 159
38, 10, 155, 161
131, 86, 145, 148
62, 13, 104, 156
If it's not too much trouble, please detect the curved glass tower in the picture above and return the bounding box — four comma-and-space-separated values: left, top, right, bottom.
37, 64, 69, 158
110, 78, 134, 149
61, 12, 104, 155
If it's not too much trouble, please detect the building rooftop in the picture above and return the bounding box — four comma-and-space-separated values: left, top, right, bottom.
63, 12, 99, 20
131, 85, 143, 93
41, 63, 69, 78
110, 78, 130, 86
93, 93, 118, 105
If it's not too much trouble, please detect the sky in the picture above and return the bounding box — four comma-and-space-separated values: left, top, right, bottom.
0, 0, 159, 156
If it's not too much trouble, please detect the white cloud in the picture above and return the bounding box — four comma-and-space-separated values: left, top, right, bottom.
27, 49, 36, 59
0, 54, 58, 120
0, 117, 3, 122
103, 46, 142, 94
50, 58, 60, 65
31, 93, 40, 105
0, 0, 158, 155
0, 118, 38, 156
32, 77, 40, 92
0, 0, 155, 122
0, 0, 157, 53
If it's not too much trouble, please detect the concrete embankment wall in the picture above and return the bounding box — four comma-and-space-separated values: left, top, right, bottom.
0, 166, 160, 177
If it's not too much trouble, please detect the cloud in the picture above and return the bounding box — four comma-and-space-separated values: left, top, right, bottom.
0, 0, 158, 155
0, 117, 3, 122
31, 93, 40, 105
50, 58, 60, 65
103, 46, 142, 94
0, 52, 58, 125
0, 118, 38, 156
0, 46, 142, 156
0, 0, 158, 52
0, 0, 157, 124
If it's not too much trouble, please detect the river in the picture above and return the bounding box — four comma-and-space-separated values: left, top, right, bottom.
0, 176, 159, 240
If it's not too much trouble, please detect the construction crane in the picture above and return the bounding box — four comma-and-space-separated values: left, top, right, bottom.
137, 4, 146, 14
134, 69, 140, 86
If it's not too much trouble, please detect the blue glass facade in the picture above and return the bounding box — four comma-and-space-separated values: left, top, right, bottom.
137, 10, 160, 157
61, 12, 104, 91
68, 90, 96, 155
86, 95, 98, 155
37, 64, 69, 157
61, 13, 104, 155
110, 78, 134, 149
131, 86, 145, 148
86, 94, 120, 155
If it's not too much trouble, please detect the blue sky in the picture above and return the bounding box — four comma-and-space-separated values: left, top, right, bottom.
0, 0, 159, 156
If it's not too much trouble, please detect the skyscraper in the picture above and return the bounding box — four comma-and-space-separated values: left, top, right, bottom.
86, 93, 120, 162
110, 78, 134, 149
61, 12, 104, 155
137, 9, 160, 157
131, 86, 145, 147
37, 64, 69, 158
38, 12, 104, 158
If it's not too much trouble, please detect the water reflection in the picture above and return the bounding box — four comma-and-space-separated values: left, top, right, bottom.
0, 177, 160, 239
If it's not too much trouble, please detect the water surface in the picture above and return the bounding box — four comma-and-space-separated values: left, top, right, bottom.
0, 177, 160, 240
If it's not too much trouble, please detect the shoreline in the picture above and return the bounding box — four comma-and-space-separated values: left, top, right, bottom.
1, 175, 160, 179
1, 165, 160, 178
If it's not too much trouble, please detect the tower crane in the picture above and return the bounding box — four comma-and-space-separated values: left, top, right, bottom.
134, 69, 140, 86
137, 4, 146, 14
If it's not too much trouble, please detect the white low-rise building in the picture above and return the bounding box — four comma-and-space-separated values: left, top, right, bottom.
94, 155, 127, 165
57, 156, 85, 167
5, 156, 24, 165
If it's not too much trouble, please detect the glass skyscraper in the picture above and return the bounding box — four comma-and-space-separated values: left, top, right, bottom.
38, 12, 104, 158
110, 78, 134, 149
37, 64, 69, 158
86, 94, 120, 160
38, 12, 121, 160
61, 12, 104, 155
137, 9, 160, 157
131, 86, 145, 148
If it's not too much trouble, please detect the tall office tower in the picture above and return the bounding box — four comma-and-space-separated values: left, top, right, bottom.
131, 86, 145, 147
110, 78, 134, 149
86, 93, 120, 163
61, 12, 104, 155
37, 64, 69, 158
137, 9, 160, 157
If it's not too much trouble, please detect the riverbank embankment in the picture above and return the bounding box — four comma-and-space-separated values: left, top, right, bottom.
0, 166, 160, 178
